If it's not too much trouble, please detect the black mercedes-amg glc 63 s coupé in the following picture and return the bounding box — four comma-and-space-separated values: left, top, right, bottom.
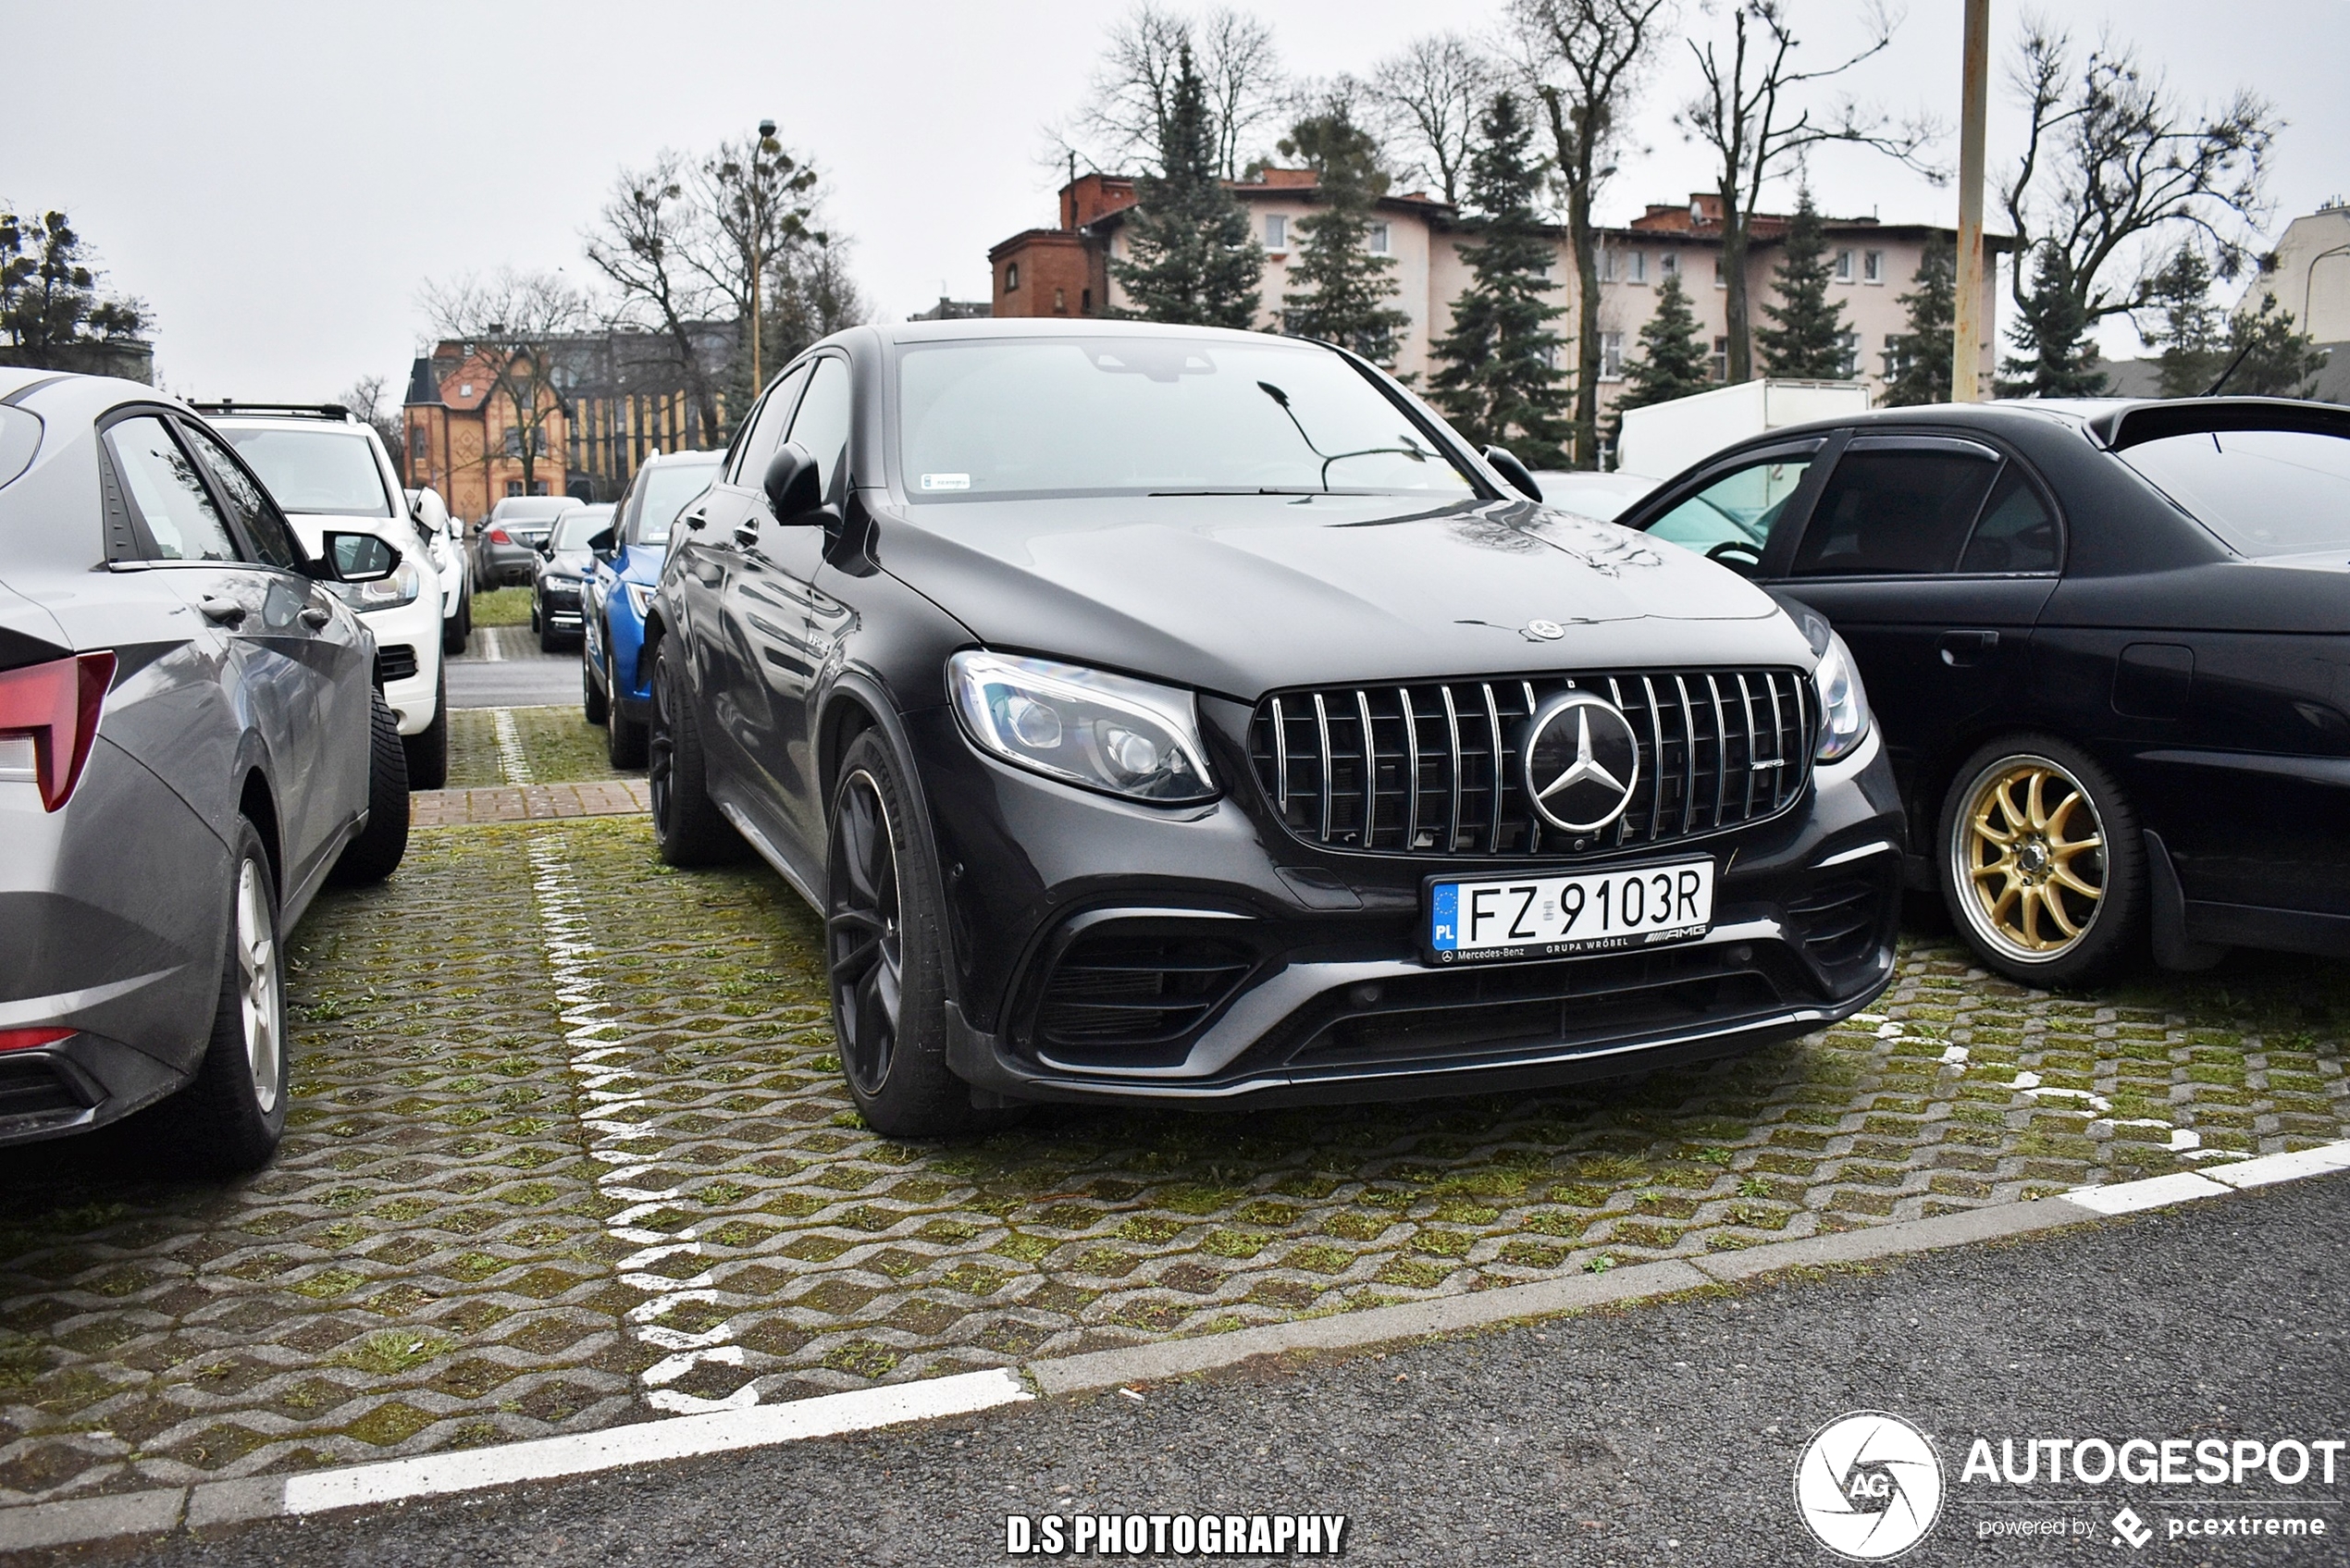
643, 321, 1905, 1135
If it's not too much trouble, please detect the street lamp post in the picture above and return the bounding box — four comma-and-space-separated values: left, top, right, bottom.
750, 117, 777, 395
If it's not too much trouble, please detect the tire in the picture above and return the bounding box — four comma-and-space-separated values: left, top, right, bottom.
648, 636, 743, 866
402, 672, 450, 790
529, 597, 541, 633
333, 688, 410, 884
583, 648, 609, 726
825, 730, 1008, 1138
1938, 733, 2145, 988
441, 607, 466, 657
608, 698, 647, 769
152, 816, 291, 1174
455, 590, 472, 644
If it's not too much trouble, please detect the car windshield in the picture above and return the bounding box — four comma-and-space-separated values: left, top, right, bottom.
551, 512, 608, 549
896, 336, 1478, 500
2119, 429, 2350, 557
635, 462, 719, 542
215, 426, 391, 516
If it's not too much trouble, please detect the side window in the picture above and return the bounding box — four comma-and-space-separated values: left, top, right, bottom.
1646, 455, 1813, 558
1958, 466, 2060, 574
180, 422, 304, 571
726, 365, 809, 487
104, 416, 241, 562
1790, 447, 2001, 577
785, 356, 853, 505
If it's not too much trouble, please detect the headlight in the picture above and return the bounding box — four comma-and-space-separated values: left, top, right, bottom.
1812, 631, 1872, 762
625, 582, 655, 620
949, 650, 1217, 804
333, 559, 422, 614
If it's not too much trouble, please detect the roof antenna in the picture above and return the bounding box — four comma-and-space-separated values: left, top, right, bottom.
2204, 295, 2276, 396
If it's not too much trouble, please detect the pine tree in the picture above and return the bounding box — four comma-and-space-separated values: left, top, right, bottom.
2142, 247, 2225, 397
2000, 243, 2107, 397
0, 208, 147, 369
1881, 241, 1955, 406
1614, 271, 1713, 412
1753, 187, 1849, 378
1428, 93, 1570, 465
1279, 105, 1412, 364
2211, 295, 2330, 399
1109, 44, 1261, 329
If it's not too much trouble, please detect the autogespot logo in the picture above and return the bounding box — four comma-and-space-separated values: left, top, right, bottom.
1795, 1412, 1947, 1560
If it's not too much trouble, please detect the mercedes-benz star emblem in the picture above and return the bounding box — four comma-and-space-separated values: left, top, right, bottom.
1523, 691, 1640, 833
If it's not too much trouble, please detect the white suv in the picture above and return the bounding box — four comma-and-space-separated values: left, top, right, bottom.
407, 485, 471, 654
198, 402, 451, 787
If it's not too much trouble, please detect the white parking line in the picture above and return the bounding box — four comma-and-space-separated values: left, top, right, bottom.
480, 625, 506, 662
492, 709, 533, 785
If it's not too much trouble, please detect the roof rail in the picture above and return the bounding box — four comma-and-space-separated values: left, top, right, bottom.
189, 401, 355, 422
2084, 397, 2350, 451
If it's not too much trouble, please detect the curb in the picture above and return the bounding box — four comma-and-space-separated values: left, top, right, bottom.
6, 1140, 2345, 1554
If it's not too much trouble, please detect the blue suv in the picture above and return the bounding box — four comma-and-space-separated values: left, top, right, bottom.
584, 450, 721, 766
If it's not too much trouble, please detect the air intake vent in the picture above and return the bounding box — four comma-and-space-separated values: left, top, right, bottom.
1247, 670, 1812, 858
374, 646, 419, 685
1785, 878, 1887, 969
1034, 930, 1255, 1055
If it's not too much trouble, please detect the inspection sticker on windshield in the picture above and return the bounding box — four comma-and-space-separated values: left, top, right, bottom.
1426, 858, 1713, 964
919, 473, 971, 491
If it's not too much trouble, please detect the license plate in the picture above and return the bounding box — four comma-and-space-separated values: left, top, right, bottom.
1426, 859, 1714, 964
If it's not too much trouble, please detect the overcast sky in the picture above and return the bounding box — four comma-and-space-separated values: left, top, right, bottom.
8, 0, 2344, 401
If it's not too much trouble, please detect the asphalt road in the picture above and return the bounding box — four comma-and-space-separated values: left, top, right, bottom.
446, 626, 580, 710
49, 1172, 2347, 1567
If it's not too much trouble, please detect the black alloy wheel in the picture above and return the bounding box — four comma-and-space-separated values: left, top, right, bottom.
582, 645, 608, 726
647, 637, 742, 866
827, 766, 904, 1099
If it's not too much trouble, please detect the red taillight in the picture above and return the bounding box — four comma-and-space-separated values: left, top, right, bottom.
489, 527, 512, 544
0, 1027, 74, 1052
0, 650, 115, 811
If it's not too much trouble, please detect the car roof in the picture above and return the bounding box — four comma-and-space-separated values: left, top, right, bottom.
491, 496, 582, 514
868, 316, 1339, 352
644, 449, 722, 466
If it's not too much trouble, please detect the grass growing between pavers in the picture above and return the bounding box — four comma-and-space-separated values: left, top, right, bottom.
470, 587, 531, 627
0, 814, 2342, 1507
444, 706, 631, 789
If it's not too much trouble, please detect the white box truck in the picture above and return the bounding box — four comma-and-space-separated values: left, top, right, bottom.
1614, 379, 1872, 480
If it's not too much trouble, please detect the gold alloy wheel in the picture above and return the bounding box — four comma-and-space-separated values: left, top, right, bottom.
1954, 757, 2107, 959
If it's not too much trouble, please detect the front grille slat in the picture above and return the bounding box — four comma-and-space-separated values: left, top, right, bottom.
1248, 665, 1813, 860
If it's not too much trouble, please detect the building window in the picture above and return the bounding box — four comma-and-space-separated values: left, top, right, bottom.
1005, 262, 1020, 291
1082, 287, 1093, 314
459, 382, 473, 399
1710, 336, 1729, 382
1265, 214, 1286, 250
505, 480, 523, 498
1659, 252, 1678, 278
409, 425, 427, 462
1602, 332, 1624, 380
1713, 256, 1726, 288
1835, 249, 1854, 282
1837, 331, 1861, 377
1600, 249, 1614, 282
1367, 221, 1390, 254
1629, 251, 1647, 283
1054, 287, 1067, 314
1882, 333, 1906, 379
1863, 249, 1884, 283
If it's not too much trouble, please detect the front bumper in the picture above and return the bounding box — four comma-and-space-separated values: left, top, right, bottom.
908, 704, 1906, 1109
366, 594, 444, 735
538, 580, 586, 636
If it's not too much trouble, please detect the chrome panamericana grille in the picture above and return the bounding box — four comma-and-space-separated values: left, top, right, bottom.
1246, 670, 1813, 857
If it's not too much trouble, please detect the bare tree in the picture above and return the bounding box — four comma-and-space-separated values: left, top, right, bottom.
336, 373, 403, 481
1367, 32, 1490, 205
582, 153, 724, 438
1510, 0, 1671, 467
1057, 3, 1287, 178
417, 268, 588, 497
1676, 0, 1939, 384
2000, 21, 2274, 389
687, 132, 822, 397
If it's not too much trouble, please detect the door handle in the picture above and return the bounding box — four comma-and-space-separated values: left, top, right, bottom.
683, 508, 708, 531
197, 594, 246, 627
300, 605, 333, 629
1937, 629, 1999, 667
733, 521, 760, 549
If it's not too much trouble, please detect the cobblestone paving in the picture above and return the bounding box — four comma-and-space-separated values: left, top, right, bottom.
444, 706, 629, 791
0, 735, 2344, 1508
409, 782, 649, 826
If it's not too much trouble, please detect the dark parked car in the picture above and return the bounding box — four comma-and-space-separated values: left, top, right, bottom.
475, 494, 579, 587
585, 451, 721, 768
642, 320, 1904, 1135
1615, 396, 2350, 985
0, 370, 409, 1168
531, 503, 612, 651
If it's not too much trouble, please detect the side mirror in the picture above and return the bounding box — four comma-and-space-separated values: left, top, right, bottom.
762, 441, 822, 523
1483, 446, 1543, 502
537, 537, 556, 557
588, 526, 617, 560
324, 532, 400, 583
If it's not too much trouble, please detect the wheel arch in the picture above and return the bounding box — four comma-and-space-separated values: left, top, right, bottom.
237, 767, 282, 895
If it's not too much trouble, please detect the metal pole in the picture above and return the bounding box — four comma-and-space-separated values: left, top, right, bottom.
1950, 0, 1991, 401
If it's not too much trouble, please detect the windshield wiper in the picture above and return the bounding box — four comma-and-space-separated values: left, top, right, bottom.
1256, 380, 1437, 490
1147, 487, 1330, 497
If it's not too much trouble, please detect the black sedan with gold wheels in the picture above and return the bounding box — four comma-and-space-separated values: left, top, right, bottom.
1617, 397, 2350, 986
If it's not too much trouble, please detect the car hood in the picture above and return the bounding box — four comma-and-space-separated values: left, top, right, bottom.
617, 543, 665, 584
540, 548, 595, 577
873, 491, 1808, 699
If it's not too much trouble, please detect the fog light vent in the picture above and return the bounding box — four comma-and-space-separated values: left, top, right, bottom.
1035, 931, 1255, 1052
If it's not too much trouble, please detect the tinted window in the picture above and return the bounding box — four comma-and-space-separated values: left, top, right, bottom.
896, 337, 1477, 500
106, 416, 241, 562
215, 426, 394, 516
1791, 448, 2000, 576
551, 510, 610, 549
1646, 456, 1812, 553
787, 357, 853, 504
1958, 466, 2059, 574
2119, 429, 2350, 557
181, 423, 304, 571
632, 461, 720, 544
728, 366, 808, 488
